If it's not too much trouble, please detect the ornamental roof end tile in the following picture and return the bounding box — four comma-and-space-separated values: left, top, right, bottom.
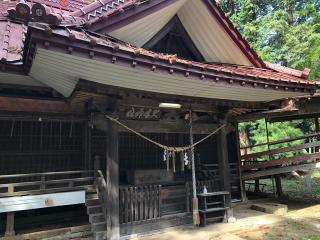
0, 21, 27, 64
265, 62, 311, 79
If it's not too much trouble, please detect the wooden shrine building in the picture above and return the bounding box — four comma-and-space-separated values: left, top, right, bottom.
0, 0, 318, 239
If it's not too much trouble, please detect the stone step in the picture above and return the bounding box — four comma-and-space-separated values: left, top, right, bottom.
87, 205, 102, 215
93, 230, 107, 240
91, 221, 107, 232
89, 213, 105, 224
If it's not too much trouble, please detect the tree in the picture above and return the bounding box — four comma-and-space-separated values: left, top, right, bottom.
220, 0, 320, 79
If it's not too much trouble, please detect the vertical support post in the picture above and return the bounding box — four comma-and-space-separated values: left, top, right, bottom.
106, 119, 120, 240
265, 120, 283, 198
217, 124, 234, 221
275, 176, 283, 197
235, 122, 247, 202
5, 212, 15, 236
94, 155, 101, 179
84, 121, 92, 171
189, 111, 200, 226
315, 117, 320, 153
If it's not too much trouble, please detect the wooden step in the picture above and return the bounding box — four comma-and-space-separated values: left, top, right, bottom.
207, 201, 223, 206
86, 198, 100, 207
87, 205, 102, 215
91, 221, 106, 232
89, 213, 105, 224
93, 230, 107, 240
86, 193, 98, 200
199, 207, 229, 213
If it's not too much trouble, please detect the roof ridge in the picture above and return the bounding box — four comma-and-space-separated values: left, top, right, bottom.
71, 0, 134, 18
265, 62, 310, 79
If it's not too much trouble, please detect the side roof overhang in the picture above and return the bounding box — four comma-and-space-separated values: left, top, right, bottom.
24, 24, 318, 102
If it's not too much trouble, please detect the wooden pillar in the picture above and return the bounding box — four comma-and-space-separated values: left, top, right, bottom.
235, 122, 247, 202
84, 122, 92, 171
5, 212, 15, 236
106, 119, 120, 240
189, 111, 200, 226
217, 125, 234, 220
254, 180, 261, 193
315, 117, 320, 153
275, 176, 283, 197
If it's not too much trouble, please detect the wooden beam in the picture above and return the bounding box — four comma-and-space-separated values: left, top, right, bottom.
0, 96, 85, 115
240, 132, 320, 151
94, 114, 219, 134
241, 141, 320, 161
77, 79, 269, 110
242, 162, 320, 180
268, 113, 320, 123
242, 152, 320, 171
106, 119, 120, 240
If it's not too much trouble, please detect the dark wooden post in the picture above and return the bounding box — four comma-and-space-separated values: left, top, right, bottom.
217, 124, 234, 221
315, 117, 320, 153
5, 212, 15, 236
106, 119, 120, 240
275, 176, 283, 197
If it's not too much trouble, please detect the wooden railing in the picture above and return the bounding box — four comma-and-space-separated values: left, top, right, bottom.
119, 185, 161, 224
96, 170, 108, 224
0, 170, 95, 197
240, 132, 320, 180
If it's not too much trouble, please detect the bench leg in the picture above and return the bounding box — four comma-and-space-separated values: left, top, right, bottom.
5, 212, 15, 236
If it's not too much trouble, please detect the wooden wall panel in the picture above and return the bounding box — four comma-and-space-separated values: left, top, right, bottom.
0, 119, 85, 177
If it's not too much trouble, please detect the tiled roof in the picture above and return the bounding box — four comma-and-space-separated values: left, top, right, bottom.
29, 24, 317, 88
26, 0, 89, 12
6, 1, 86, 25
0, 0, 317, 90
72, 0, 139, 20
265, 62, 310, 79
0, 1, 16, 20
0, 21, 27, 64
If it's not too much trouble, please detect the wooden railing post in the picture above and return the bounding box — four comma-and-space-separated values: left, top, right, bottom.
7, 185, 14, 194
40, 175, 46, 190
5, 212, 15, 236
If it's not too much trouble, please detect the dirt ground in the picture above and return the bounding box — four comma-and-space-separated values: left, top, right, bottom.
136, 199, 320, 240
235, 205, 320, 240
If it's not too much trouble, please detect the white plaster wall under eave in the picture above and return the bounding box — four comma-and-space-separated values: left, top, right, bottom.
177, 0, 252, 65
29, 48, 301, 101
109, 0, 187, 47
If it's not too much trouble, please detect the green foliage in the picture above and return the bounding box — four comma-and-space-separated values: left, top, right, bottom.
220, 0, 320, 79
239, 119, 311, 160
